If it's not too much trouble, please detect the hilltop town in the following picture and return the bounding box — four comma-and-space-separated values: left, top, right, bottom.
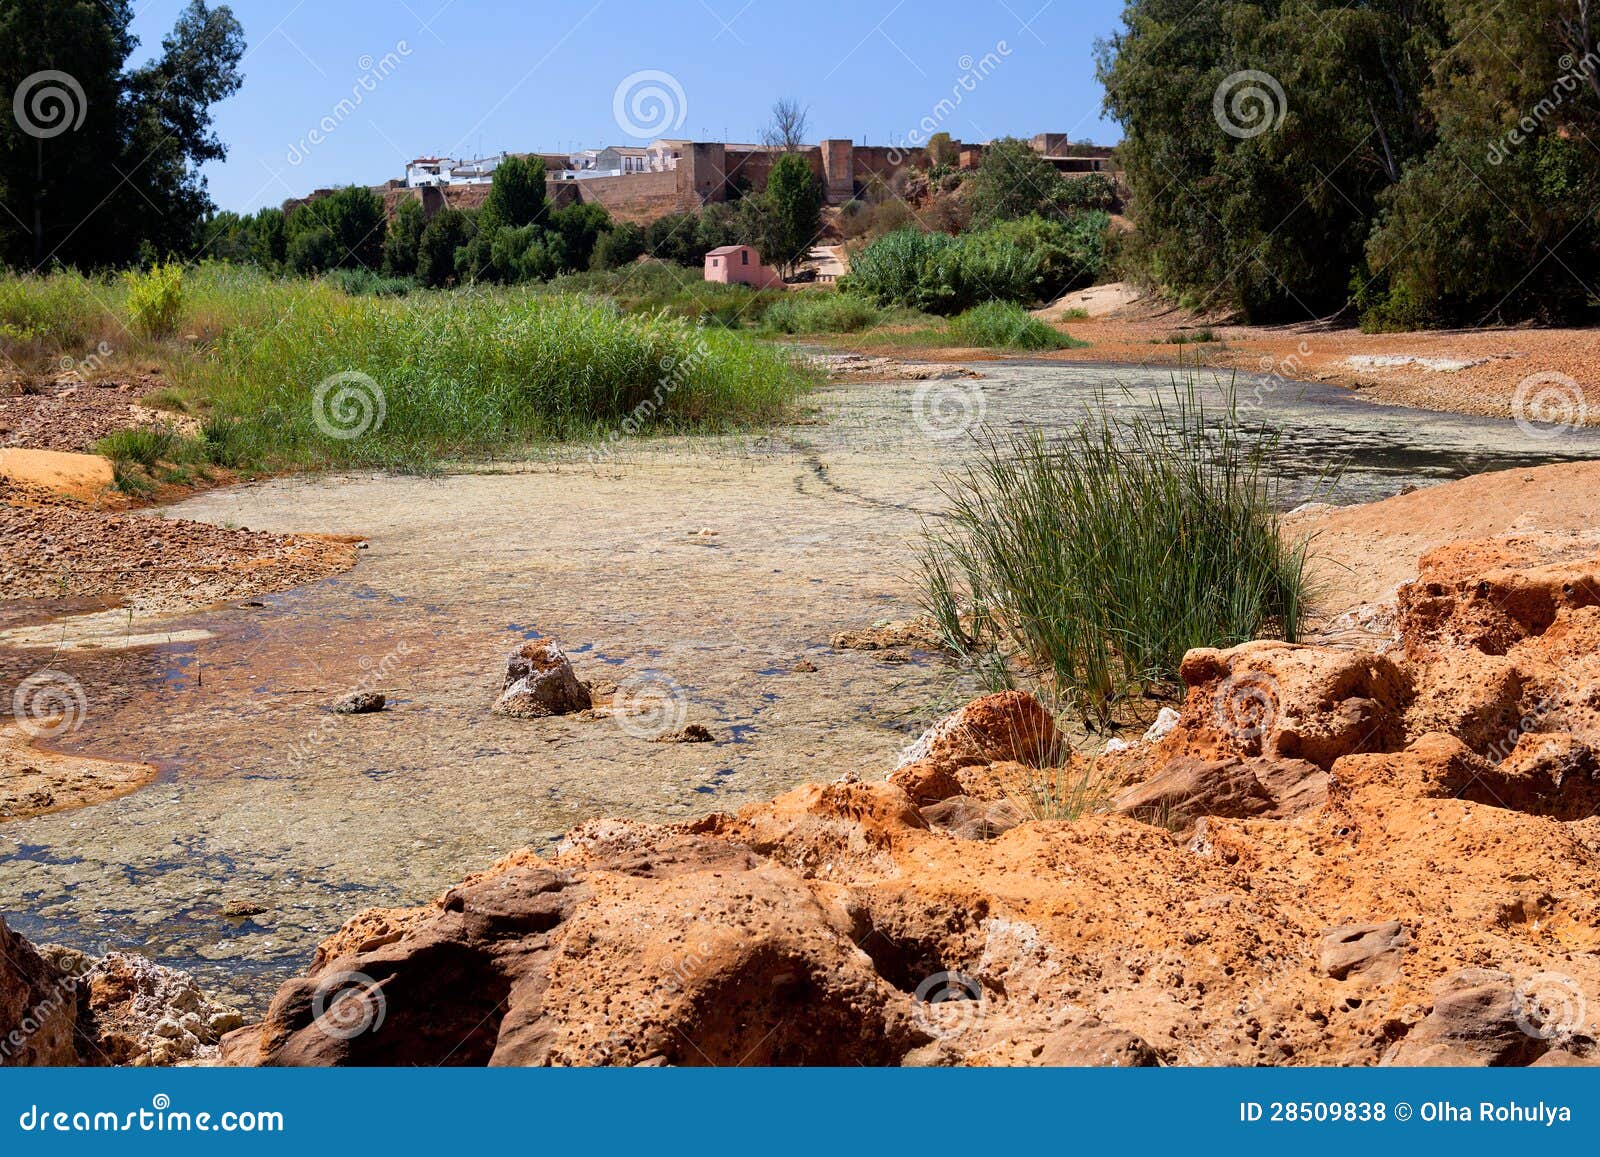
294, 133, 1117, 225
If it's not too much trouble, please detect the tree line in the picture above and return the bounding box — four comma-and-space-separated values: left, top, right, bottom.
1098, 0, 1600, 327
201, 150, 823, 288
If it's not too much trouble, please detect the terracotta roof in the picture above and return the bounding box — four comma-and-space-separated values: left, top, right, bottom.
705, 245, 752, 256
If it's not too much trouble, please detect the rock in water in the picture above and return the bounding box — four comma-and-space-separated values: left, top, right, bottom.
654, 724, 715, 744
331, 691, 385, 715
491, 638, 592, 719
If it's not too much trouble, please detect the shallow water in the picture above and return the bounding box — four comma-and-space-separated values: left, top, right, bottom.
798, 360, 1600, 507
2, 361, 1594, 1011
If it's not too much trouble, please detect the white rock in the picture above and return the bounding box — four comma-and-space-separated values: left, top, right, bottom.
1142, 707, 1183, 744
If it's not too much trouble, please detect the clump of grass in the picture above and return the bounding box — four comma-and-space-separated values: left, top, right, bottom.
0, 271, 121, 367
94, 425, 211, 494
94, 427, 179, 468
947, 301, 1082, 351
919, 379, 1313, 724
762, 291, 882, 334
176, 285, 816, 470
994, 758, 1111, 821
1160, 327, 1217, 345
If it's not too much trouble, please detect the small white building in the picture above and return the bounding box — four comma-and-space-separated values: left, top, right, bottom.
404, 154, 505, 188
404, 156, 453, 187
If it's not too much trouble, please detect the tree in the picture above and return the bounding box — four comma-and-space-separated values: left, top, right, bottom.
286, 227, 336, 276
198, 210, 250, 263
1360, 0, 1600, 325
196, 205, 286, 268
287, 186, 385, 272
489, 224, 563, 282
591, 222, 645, 270
254, 207, 287, 267
455, 157, 551, 281
1096, 0, 1447, 319
694, 202, 744, 253
480, 155, 547, 230
644, 212, 703, 265
966, 138, 1066, 226
761, 98, 810, 152
382, 198, 427, 277
549, 202, 610, 272
926, 132, 959, 168
0, 0, 244, 268
758, 152, 821, 276
416, 208, 470, 287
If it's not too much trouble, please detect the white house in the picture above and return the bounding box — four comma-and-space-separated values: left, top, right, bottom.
647, 139, 690, 171
593, 146, 650, 175
404, 154, 505, 188
404, 156, 452, 187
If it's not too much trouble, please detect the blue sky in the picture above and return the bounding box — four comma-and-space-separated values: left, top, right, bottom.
127, 0, 1127, 213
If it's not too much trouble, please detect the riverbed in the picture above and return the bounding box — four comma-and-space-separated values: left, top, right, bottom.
4, 361, 1598, 1011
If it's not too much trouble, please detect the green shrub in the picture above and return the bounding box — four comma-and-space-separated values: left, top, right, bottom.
122, 263, 186, 338
592, 223, 646, 270
947, 302, 1077, 350
920, 381, 1312, 723
762, 291, 882, 334
843, 216, 1108, 315
1160, 327, 1217, 345
967, 214, 1110, 301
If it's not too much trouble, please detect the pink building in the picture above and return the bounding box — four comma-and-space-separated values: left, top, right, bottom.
704, 245, 784, 289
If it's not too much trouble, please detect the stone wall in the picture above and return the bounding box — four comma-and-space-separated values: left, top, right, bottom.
374, 137, 1117, 229
566, 170, 681, 225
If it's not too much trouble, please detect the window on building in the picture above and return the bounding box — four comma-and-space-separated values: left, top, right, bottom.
741, 250, 749, 265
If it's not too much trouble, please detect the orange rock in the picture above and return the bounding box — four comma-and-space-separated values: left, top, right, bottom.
895, 690, 1062, 772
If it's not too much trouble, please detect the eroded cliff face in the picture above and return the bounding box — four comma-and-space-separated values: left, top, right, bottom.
190, 537, 1600, 1065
